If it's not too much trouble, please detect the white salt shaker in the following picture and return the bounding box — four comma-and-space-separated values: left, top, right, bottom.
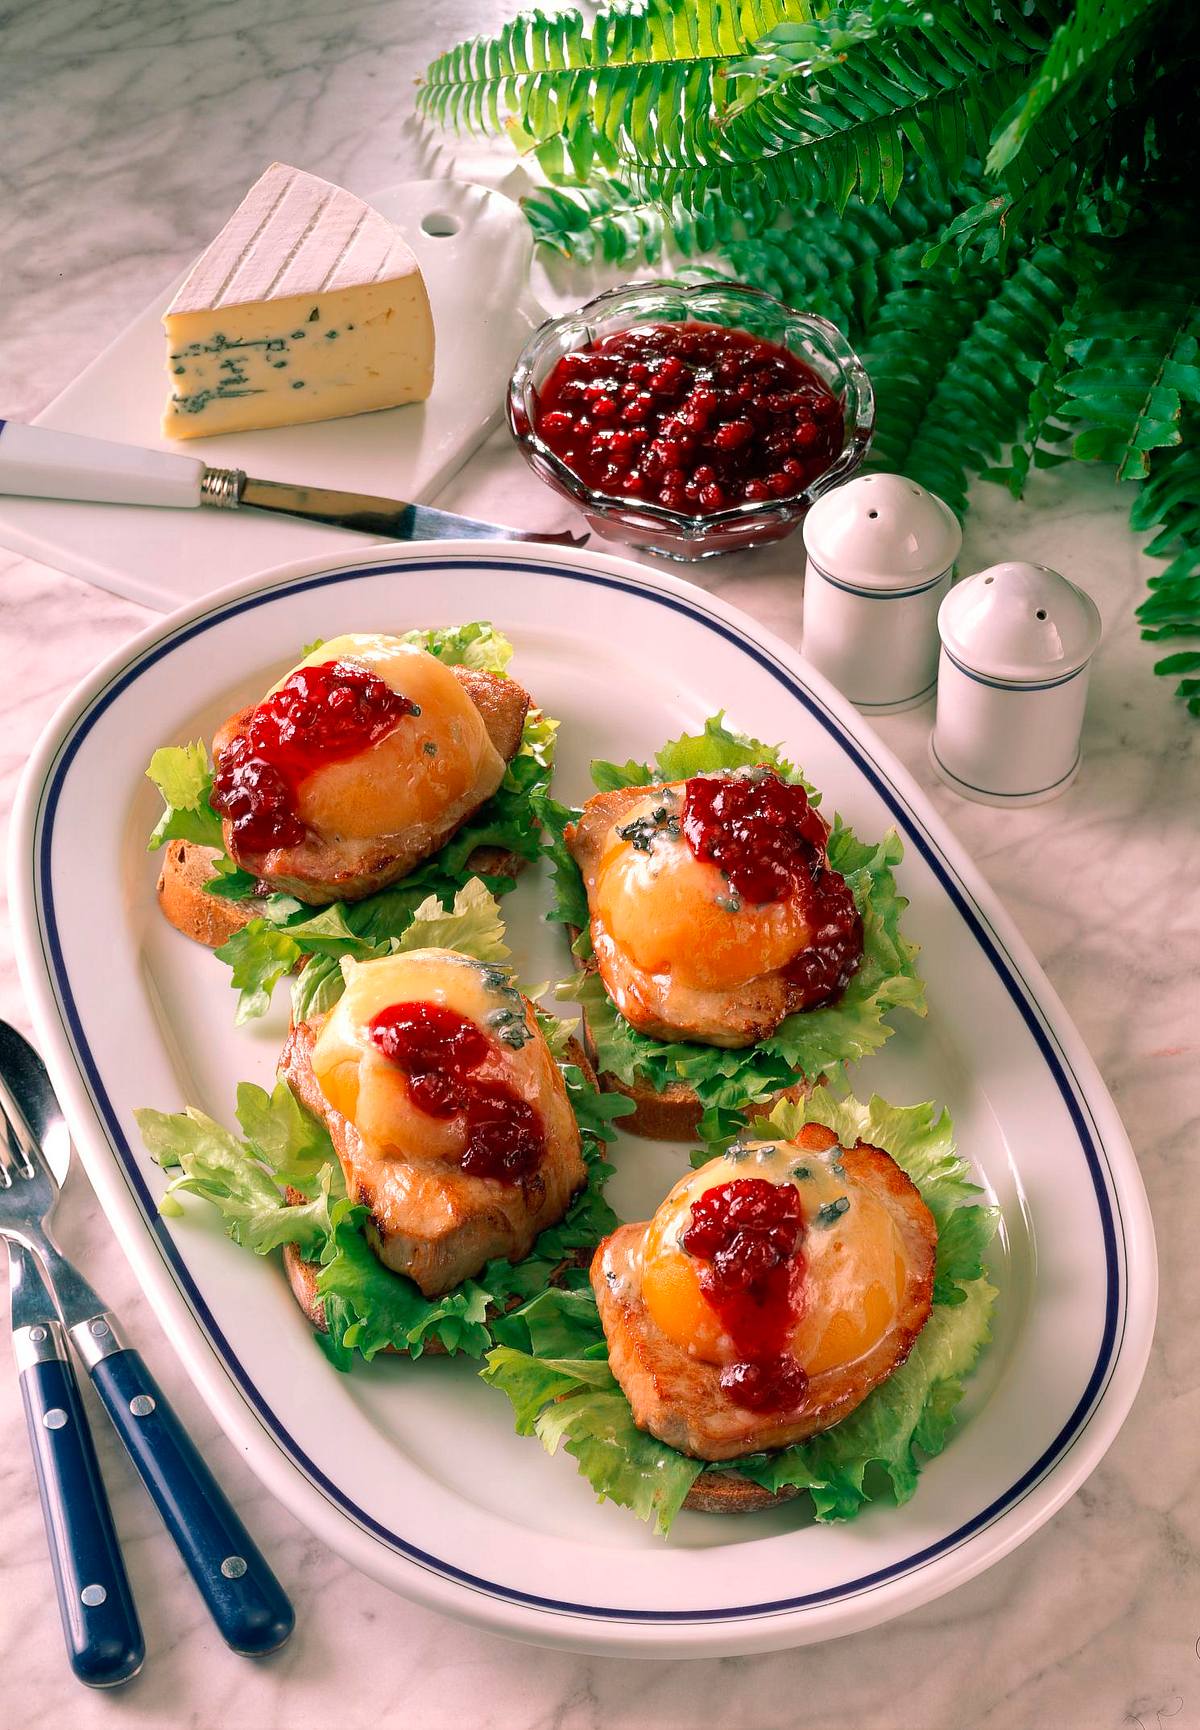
930, 561, 1102, 806
801, 473, 962, 713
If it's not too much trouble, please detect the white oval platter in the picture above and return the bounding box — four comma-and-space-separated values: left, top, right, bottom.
10, 540, 1155, 1658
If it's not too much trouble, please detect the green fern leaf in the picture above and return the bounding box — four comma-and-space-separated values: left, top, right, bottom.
1058, 240, 1200, 480
988, 0, 1165, 174
866, 245, 1081, 514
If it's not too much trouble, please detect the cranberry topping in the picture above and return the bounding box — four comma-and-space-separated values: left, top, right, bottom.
211, 660, 418, 853
681, 770, 864, 1009
681, 1176, 808, 1413
532, 322, 843, 513
683, 771, 830, 904
369, 1001, 544, 1183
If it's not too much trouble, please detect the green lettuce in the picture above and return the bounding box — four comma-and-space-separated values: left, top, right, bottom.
144, 622, 557, 1022
136, 1049, 626, 1367
136, 882, 633, 1366
542, 714, 925, 1136
482, 1092, 998, 1535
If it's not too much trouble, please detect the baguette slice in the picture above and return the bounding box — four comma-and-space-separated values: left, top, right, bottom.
281, 1035, 600, 1355
572, 956, 809, 1141
157, 837, 529, 950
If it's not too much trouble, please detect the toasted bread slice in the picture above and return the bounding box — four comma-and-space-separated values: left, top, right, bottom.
157, 837, 530, 950
281, 1036, 600, 1354
573, 962, 809, 1141
681, 1472, 799, 1515
589, 1064, 810, 1142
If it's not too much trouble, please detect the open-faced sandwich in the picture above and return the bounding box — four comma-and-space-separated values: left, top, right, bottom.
484, 1093, 998, 1532
136, 882, 631, 1364
145, 622, 555, 1022
540, 714, 924, 1140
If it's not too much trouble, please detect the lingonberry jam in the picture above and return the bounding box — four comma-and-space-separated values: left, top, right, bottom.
211, 660, 418, 853
533, 322, 844, 512
681, 1176, 809, 1413
682, 771, 863, 1008
368, 1001, 545, 1183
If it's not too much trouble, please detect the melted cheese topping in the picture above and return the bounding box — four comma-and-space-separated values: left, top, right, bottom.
310, 948, 540, 1164
639, 1136, 909, 1375
590, 787, 814, 991
268, 634, 504, 841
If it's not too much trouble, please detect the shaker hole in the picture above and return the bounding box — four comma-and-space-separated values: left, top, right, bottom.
1036, 608, 1047, 620
984, 576, 995, 584
867, 509, 878, 519
421, 211, 461, 237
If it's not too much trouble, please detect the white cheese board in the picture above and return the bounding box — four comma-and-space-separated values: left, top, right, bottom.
0, 178, 543, 611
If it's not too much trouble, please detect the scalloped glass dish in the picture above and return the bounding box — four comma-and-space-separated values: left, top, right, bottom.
508, 281, 875, 559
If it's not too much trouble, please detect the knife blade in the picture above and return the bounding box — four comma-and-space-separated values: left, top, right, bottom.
231, 474, 583, 544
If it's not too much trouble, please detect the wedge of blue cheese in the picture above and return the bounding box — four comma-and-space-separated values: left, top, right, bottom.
162, 162, 435, 438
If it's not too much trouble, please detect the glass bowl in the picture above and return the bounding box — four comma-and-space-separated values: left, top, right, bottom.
507, 280, 875, 560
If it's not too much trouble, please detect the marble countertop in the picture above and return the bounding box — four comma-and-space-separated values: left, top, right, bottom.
2, 3, 1197, 1726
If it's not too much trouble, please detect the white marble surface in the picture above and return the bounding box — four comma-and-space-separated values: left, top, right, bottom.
2, 3, 1198, 1726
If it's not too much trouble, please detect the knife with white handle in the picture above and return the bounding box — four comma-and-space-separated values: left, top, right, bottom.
0, 419, 586, 545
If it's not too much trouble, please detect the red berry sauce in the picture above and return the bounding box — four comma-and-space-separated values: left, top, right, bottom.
682, 771, 863, 1008
369, 1000, 545, 1183
211, 660, 418, 853
681, 1176, 809, 1412
533, 321, 843, 512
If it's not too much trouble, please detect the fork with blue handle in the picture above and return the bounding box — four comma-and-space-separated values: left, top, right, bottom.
0, 1021, 294, 1683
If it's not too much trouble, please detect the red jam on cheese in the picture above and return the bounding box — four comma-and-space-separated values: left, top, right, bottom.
533, 322, 844, 511
368, 1000, 545, 1183
211, 660, 418, 852
681, 771, 863, 1008
680, 1177, 809, 1412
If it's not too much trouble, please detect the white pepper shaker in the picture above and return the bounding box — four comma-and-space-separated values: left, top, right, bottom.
801, 473, 962, 713
930, 561, 1102, 806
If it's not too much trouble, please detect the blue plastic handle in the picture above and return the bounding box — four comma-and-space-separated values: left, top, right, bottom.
19, 1355, 144, 1687
87, 1347, 293, 1655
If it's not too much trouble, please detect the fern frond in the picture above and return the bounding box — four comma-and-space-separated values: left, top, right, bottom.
420, 0, 1200, 713
987, 0, 1165, 174
417, 0, 789, 169
866, 245, 1081, 514
1130, 442, 1200, 704
1057, 239, 1200, 480
521, 171, 962, 338
618, 0, 1046, 208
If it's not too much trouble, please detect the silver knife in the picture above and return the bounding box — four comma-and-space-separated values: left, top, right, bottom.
0, 419, 587, 546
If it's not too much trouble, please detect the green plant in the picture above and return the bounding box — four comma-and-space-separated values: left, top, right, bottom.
419, 0, 1200, 715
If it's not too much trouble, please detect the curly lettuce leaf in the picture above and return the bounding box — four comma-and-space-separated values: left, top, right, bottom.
398, 620, 513, 672
134, 1081, 348, 1255
144, 624, 557, 1021
145, 742, 225, 852
590, 711, 803, 792
283, 874, 513, 1026
136, 1029, 629, 1368
482, 1092, 997, 1535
